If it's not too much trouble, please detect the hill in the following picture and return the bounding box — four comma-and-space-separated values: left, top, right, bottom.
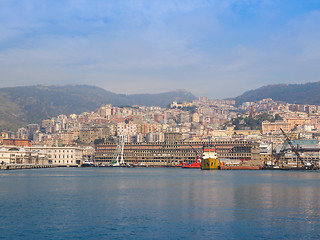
0, 85, 196, 131
234, 82, 320, 106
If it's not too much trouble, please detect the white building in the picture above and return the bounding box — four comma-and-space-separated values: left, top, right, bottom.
26, 146, 84, 167
0, 147, 47, 165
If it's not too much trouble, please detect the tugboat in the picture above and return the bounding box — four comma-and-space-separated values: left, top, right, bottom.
201, 144, 220, 170
181, 156, 201, 169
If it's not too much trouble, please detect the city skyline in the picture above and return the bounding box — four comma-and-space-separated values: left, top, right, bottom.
1, 1, 320, 98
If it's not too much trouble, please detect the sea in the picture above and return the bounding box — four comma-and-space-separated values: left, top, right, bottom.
1, 168, 320, 240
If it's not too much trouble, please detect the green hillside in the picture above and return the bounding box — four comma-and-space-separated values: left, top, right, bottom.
234, 82, 320, 106
0, 85, 196, 131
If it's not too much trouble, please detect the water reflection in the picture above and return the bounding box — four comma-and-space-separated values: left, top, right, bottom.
227, 171, 320, 239
1, 169, 320, 239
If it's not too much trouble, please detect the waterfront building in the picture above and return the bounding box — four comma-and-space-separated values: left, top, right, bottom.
260, 143, 274, 165
25, 146, 84, 167
95, 133, 260, 166
0, 146, 46, 165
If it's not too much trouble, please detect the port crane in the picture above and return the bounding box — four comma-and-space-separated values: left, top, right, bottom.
110, 135, 125, 166
273, 125, 297, 166
279, 127, 305, 168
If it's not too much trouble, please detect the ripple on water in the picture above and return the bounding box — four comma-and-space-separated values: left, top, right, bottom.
0, 168, 320, 239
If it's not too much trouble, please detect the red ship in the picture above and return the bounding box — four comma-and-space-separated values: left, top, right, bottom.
181, 156, 201, 169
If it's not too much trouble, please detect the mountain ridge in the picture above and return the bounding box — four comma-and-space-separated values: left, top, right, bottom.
0, 84, 196, 131
234, 81, 320, 105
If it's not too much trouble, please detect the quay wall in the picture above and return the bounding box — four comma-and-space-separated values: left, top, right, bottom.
0, 164, 54, 170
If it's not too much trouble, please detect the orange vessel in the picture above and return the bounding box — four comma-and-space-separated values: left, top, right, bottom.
181, 156, 201, 169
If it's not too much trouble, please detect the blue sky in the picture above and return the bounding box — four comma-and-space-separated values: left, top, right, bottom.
1, 0, 320, 98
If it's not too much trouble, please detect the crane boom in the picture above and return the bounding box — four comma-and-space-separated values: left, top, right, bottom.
280, 128, 304, 167
274, 125, 297, 165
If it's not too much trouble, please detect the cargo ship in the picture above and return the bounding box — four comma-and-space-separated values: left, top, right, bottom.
201, 145, 220, 170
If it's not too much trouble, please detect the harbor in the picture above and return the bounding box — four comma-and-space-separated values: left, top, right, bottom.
1, 167, 320, 239
1, 131, 320, 171
1, 1, 320, 239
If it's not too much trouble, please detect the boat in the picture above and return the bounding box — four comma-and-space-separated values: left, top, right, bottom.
181, 156, 201, 169
108, 161, 127, 167
81, 159, 95, 167
201, 145, 220, 170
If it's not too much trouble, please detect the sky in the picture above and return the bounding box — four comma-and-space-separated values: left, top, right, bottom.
0, 0, 320, 98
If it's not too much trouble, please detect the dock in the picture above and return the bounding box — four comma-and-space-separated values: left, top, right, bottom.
220, 166, 262, 170
0, 164, 55, 170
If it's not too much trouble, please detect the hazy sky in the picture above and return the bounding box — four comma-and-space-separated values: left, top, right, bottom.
1, 0, 320, 98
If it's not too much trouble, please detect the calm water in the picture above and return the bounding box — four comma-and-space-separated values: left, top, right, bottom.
1, 168, 320, 240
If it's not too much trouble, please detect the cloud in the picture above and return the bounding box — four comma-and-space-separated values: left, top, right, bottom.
0, 1, 320, 98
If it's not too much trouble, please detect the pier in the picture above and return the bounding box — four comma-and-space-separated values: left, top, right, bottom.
0, 164, 54, 170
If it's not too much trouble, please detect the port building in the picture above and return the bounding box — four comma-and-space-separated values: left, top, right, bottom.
95, 133, 260, 166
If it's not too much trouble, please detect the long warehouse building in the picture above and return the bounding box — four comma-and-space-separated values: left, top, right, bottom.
95, 133, 260, 166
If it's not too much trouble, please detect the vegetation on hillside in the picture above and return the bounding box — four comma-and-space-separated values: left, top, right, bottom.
234, 81, 320, 106
224, 113, 282, 131
170, 105, 197, 114
0, 85, 196, 131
